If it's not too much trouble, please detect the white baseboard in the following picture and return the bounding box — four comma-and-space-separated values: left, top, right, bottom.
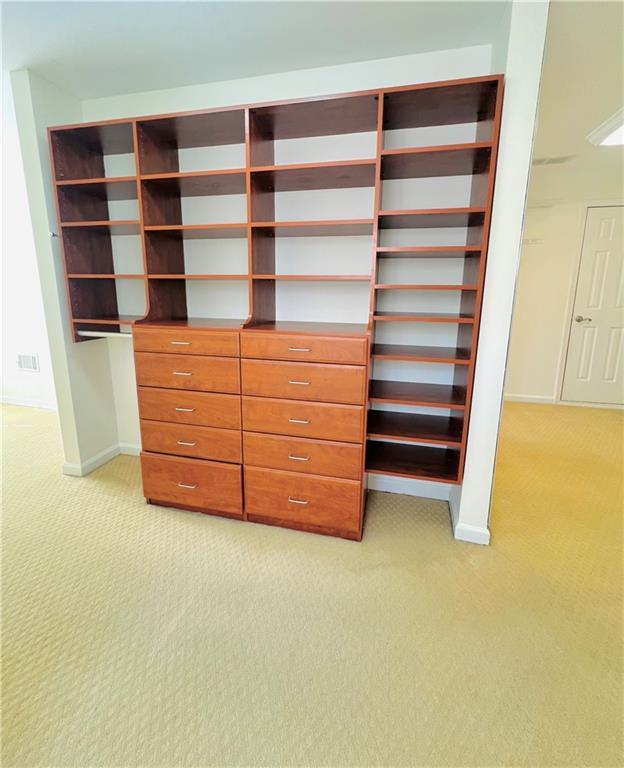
504, 393, 555, 403
119, 443, 141, 456
367, 473, 450, 501
448, 491, 490, 545
505, 393, 623, 409
63, 444, 120, 477
2, 395, 57, 411
452, 522, 491, 545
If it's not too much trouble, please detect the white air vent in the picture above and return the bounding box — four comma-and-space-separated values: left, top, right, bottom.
17, 353, 40, 372
532, 155, 574, 166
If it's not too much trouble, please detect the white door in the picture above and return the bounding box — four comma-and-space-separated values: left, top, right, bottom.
562, 206, 624, 405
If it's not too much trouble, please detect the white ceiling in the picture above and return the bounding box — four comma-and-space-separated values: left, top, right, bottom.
1, 1, 511, 99
528, 1, 624, 205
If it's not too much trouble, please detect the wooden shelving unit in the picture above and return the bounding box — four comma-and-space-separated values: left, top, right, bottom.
49, 74, 503, 487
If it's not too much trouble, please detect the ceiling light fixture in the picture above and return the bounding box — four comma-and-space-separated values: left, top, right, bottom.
588, 107, 624, 146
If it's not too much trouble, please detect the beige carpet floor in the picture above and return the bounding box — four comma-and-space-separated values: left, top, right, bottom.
1, 402, 622, 767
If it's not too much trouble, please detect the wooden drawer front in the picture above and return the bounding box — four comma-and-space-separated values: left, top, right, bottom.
134, 327, 239, 357
136, 352, 240, 393
243, 432, 362, 480
241, 359, 366, 404
242, 396, 364, 443
137, 387, 241, 430
141, 420, 241, 463
240, 332, 367, 365
141, 452, 243, 517
244, 467, 361, 536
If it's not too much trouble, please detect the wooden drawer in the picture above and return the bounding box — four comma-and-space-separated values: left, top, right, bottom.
141, 420, 241, 463
138, 387, 241, 430
135, 352, 240, 393
242, 396, 364, 443
240, 332, 367, 365
141, 452, 243, 518
244, 467, 361, 538
134, 326, 239, 356
243, 432, 362, 480
241, 359, 366, 404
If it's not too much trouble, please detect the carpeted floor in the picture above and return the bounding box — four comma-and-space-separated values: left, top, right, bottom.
1, 402, 622, 767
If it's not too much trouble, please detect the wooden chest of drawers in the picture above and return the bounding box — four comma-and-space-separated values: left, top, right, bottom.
134, 324, 369, 540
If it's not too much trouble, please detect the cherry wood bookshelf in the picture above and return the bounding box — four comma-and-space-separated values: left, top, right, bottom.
49, 74, 504, 488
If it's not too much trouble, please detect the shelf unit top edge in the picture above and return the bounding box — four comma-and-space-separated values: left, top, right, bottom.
378, 206, 486, 216
140, 168, 246, 181
147, 274, 248, 279
251, 219, 374, 227
253, 274, 372, 281
55, 175, 137, 186
374, 283, 478, 290
250, 159, 377, 173
48, 74, 503, 133
376, 246, 481, 252
381, 141, 493, 157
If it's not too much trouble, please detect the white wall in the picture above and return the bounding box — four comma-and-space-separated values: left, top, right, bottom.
505, 204, 585, 402
10, 69, 122, 473
1, 71, 56, 410
449, 0, 550, 544
505, 201, 624, 403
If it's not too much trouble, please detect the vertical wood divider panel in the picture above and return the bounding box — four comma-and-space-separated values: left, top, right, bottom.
363, 93, 385, 524
131, 121, 152, 324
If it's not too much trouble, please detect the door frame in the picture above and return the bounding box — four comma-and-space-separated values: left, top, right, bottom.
558, 200, 624, 407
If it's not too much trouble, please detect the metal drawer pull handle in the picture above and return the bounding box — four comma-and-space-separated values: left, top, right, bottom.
177, 440, 197, 447
170, 341, 192, 346
288, 497, 309, 505
288, 455, 309, 461
288, 418, 310, 424
178, 482, 197, 490
173, 371, 192, 376
288, 347, 311, 352
175, 407, 194, 412
288, 380, 310, 385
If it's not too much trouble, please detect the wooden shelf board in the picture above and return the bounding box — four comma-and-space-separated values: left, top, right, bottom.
366, 440, 461, 483
138, 110, 246, 148
381, 142, 492, 179
373, 311, 474, 324
383, 79, 499, 130
51, 122, 135, 155
376, 246, 481, 259
141, 169, 246, 196
72, 315, 143, 325
144, 224, 247, 239
367, 411, 463, 446
253, 274, 371, 281
243, 320, 369, 337
251, 160, 376, 191
375, 283, 477, 291
251, 93, 379, 139
371, 343, 471, 364
378, 208, 486, 229
148, 274, 247, 280
56, 177, 138, 200
251, 220, 374, 237
68, 274, 146, 279
369, 379, 467, 409
138, 317, 245, 329
60, 220, 140, 235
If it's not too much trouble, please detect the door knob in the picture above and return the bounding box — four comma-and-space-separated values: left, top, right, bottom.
575, 315, 593, 323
